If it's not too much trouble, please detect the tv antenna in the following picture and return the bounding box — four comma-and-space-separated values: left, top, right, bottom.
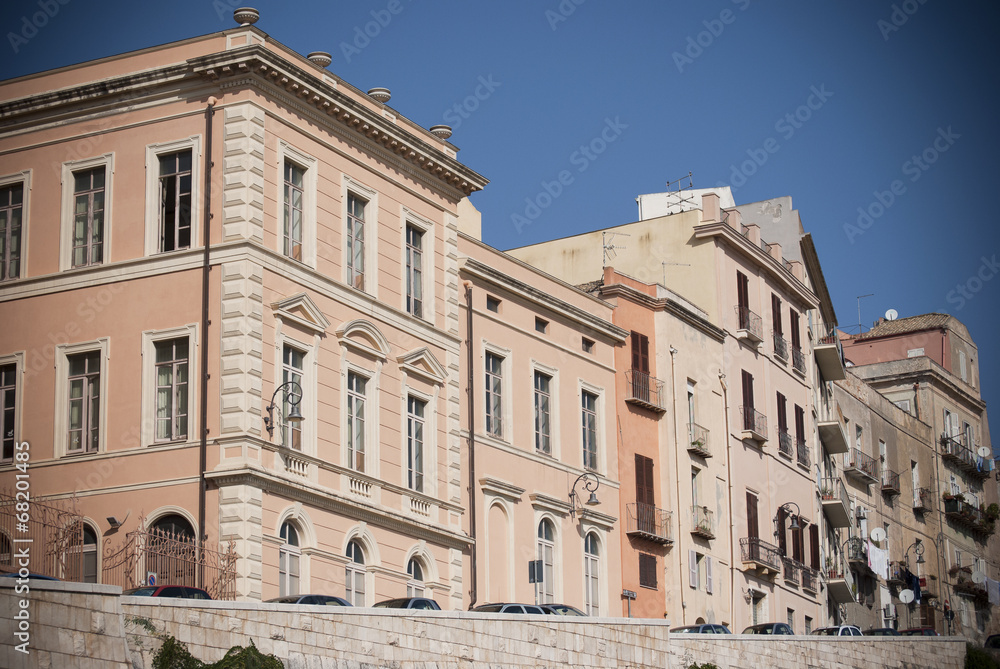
663, 172, 697, 211
857, 293, 874, 334
602, 231, 630, 268
661, 261, 690, 286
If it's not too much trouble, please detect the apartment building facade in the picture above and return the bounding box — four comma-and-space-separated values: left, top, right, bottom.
0, 12, 487, 607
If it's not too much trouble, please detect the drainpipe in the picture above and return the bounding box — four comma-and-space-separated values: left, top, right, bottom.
464, 281, 478, 608
720, 370, 735, 628
197, 97, 216, 586
669, 345, 686, 623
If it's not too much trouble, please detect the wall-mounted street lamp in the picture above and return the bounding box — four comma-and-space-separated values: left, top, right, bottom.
262, 381, 304, 439
905, 538, 926, 566
569, 472, 601, 517
774, 501, 802, 533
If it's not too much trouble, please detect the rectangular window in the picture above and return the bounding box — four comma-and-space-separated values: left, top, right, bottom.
630, 332, 650, 373
635, 454, 654, 506
804, 616, 813, 635
0, 364, 15, 463
639, 553, 657, 589
407, 396, 425, 492
582, 390, 598, 470
771, 294, 782, 335
809, 524, 820, 570
706, 556, 714, 594
0, 183, 23, 281
776, 392, 787, 433
689, 550, 701, 589
486, 295, 500, 313
347, 371, 367, 471
687, 380, 696, 443
154, 338, 189, 442
535, 317, 548, 334
158, 150, 192, 252
856, 425, 863, 450
282, 346, 304, 450
283, 161, 304, 261
789, 309, 800, 349
736, 271, 750, 328
346, 193, 366, 289
533, 371, 551, 454
787, 608, 795, 634
72, 168, 105, 267
742, 370, 754, 410
67, 351, 101, 454
582, 337, 594, 353
405, 224, 423, 317
746, 491, 759, 539
485, 352, 503, 438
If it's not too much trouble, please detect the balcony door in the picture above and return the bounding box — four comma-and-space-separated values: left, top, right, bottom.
635, 454, 655, 534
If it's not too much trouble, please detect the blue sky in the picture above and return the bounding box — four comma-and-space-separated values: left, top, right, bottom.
2, 0, 998, 451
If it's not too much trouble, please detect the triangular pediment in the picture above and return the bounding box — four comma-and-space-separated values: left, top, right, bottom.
271, 293, 330, 335
397, 347, 447, 384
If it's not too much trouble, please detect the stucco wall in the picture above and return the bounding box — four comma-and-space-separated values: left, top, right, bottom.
0, 580, 968, 669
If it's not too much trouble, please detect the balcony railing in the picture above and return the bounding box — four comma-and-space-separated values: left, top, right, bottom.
941, 434, 995, 480
778, 429, 793, 459
796, 437, 809, 468
625, 502, 673, 545
740, 406, 767, 444
801, 566, 818, 592
887, 561, 906, 585
954, 577, 989, 605
735, 305, 763, 343
826, 554, 856, 604
625, 369, 667, 413
740, 536, 782, 573
881, 469, 900, 496
816, 402, 849, 455
844, 448, 879, 484
791, 346, 806, 375
691, 505, 715, 540
783, 557, 800, 586
773, 332, 788, 360
814, 329, 847, 381
943, 497, 995, 536
688, 423, 711, 458
913, 487, 933, 512
820, 476, 851, 528
844, 537, 867, 565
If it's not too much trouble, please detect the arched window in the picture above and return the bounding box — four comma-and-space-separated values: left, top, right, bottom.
584, 532, 599, 615
345, 540, 366, 606
279, 522, 300, 597
152, 514, 195, 541
149, 513, 195, 586
536, 519, 555, 604
406, 558, 424, 597
82, 525, 98, 583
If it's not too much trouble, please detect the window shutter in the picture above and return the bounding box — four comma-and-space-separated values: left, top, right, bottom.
777, 393, 787, 431
776, 507, 787, 556
795, 405, 805, 441
810, 524, 820, 570
746, 492, 759, 539
631, 332, 641, 371
689, 550, 698, 589
706, 557, 714, 594
772, 294, 782, 335
635, 454, 654, 506
790, 309, 800, 348
737, 272, 749, 315
742, 370, 754, 410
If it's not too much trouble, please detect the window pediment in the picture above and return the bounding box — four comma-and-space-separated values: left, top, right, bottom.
398, 347, 446, 384
272, 293, 330, 335
336, 319, 390, 360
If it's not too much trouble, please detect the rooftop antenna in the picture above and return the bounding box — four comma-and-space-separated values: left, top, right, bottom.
663, 172, 696, 212
857, 293, 874, 334
661, 261, 690, 286
602, 231, 630, 268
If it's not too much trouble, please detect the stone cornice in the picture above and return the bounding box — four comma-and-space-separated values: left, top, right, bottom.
851, 358, 987, 414
597, 283, 725, 343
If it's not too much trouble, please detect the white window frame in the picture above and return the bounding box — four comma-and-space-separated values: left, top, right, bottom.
406, 557, 425, 598
405, 391, 430, 494
401, 207, 435, 321
482, 342, 511, 441
583, 531, 600, 616
579, 380, 605, 473
277, 141, 317, 268
54, 338, 110, 458
345, 538, 367, 606
140, 325, 199, 449
144, 136, 202, 257
341, 359, 379, 476
60, 154, 113, 271
342, 176, 378, 296
0, 352, 24, 464
278, 521, 301, 597
531, 361, 560, 459
535, 516, 557, 604
0, 170, 30, 281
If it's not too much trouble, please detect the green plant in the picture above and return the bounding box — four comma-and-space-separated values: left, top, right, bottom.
965, 643, 1000, 669
689, 664, 720, 669
985, 503, 999, 521
150, 634, 282, 669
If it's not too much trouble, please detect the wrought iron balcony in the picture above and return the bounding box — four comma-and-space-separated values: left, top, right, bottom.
887, 561, 906, 586
820, 476, 851, 528
777, 429, 793, 459
954, 577, 989, 605
740, 536, 782, 575
734, 305, 763, 344
844, 448, 879, 484
783, 557, 800, 586
691, 505, 715, 540
687, 423, 711, 458
825, 555, 856, 604
791, 345, 806, 375
625, 502, 673, 546
844, 537, 867, 565
881, 469, 900, 496
740, 406, 767, 445
913, 487, 933, 513
796, 437, 810, 468
801, 566, 818, 593
817, 402, 849, 455
943, 497, 995, 536
772, 332, 788, 360
940, 434, 977, 471
625, 369, 667, 414
814, 329, 847, 381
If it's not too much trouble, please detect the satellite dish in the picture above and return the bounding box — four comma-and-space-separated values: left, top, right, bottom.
885, 309, 898, 321
870, 528, 887, 543
977, 446, 991, 458
899, 589, 914, 604
972, 571, 987, 585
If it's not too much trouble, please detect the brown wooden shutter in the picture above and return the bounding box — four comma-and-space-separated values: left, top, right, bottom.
809, 524, 820, 570
790, 309, 800, 348
772, 294, 782, 335
776, 506, 787, 556
737, 272, 749, 326
746, 492, 759, 539
795, 405, 805, 442
630, 332, 650, 373
635, 454, 654, 506
742, 370, 754, 410
777, 393, 787, 432
792, 522, 803, 562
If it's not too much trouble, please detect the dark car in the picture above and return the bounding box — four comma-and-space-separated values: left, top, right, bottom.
863, 627, 901, 636
898, 627, 940, 636
986, 634, 1000, 649
742, 622, 793, 635
266, 594, 352, 607
541, 604, 587, 616
671, 624, 731, 634
373, 597, 441, 610
123, 585, 212, 599
812, 625, 862, 636
472, 603, 546, 614
0, 572, 59, 581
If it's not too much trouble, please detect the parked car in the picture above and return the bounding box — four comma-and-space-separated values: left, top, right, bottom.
863, 627, 901, 636
123, 585, 212, 599
541, 604, 587, 616
812, 625, 862, 636
373, 597, 441, 610
984, 634, 1000, 660
0, 572, 59, 581
671, 624, 731, 634
266, 594, 352, 607
472, 603, 546, 614
898, 627, 940, 636
742, 622, 793, 635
